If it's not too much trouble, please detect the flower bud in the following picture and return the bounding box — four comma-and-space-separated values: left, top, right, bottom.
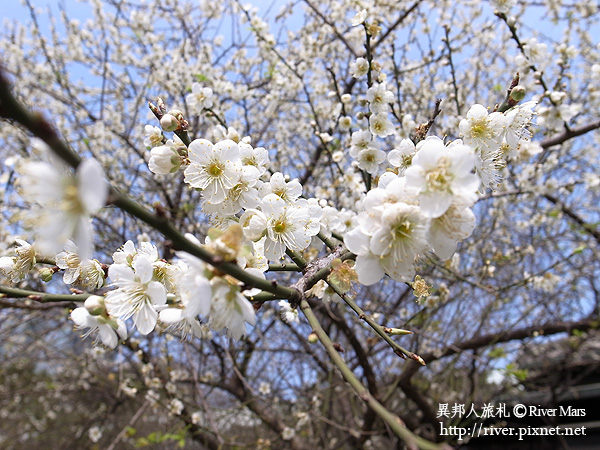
160, 114, 179, 132
85, 295, 106, 316
149, 145, 182, 174
40, 267, 55, 282
509, 85, 526, 102
308, 332, 319, 344
167, 109, 183, 118
341, 93, 352, 104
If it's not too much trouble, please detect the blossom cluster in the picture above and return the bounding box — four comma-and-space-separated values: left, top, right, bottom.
0, 93, 538, 348
0, 46, 540, 351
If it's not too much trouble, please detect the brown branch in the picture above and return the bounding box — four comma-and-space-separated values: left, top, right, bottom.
414, 99, 442, 143
401, 317, 599, 383
540, 118, 600, 149
372, 1, 423, 51
543, 193, 600, 245
0, 298, 75, 310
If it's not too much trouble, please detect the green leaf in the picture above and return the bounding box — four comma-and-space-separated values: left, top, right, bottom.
489, 347, 506, 358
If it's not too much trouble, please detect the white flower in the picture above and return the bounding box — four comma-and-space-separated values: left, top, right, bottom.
191, 411, 203, 425
169, 398, 184, 416
184, 139, 243, 204
143, 125, 163, 148
209, 278, 256, 340
474, 144, 505, 190
427, 203, 476, 260
186, 83, 214, 112
239, 142, 269, 176
388, 139, 416, 174
536, 103, 581, 130
405, 136, 479, 218
259, 172, 302, 203
339, 116, 352, 130
345, 201, 429, 285
56, 241, 105, 290
351, 9, 368, 26
149, 141, 183, 174
246, 194, 315, 260
282, 426, 296, 441
350, 130, 373, 158
244, 238, 269, 272
71, 307, 127, 349
0, 239, 36, 282
279, 300, 299, 324
258, 382, 271, 395
369, 112, 395, 137
356, 147, 386, 175
88, 426, 103, 443
459, 104, 507, 151
161, 239, 213, 322
366, 82, 394, 113
17, 158, 108, 259
112, 240, 160, 277
202, 164, 261, 215
504, 101, 536, 149
490, 0, 516, 13
523, 38, 549, 67
350, 57, 369, 78
105, 256, 167, 335
370, 204, 428, 269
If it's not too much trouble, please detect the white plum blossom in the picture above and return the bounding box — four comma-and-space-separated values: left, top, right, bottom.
279, 300, 299, 324
258, 382, 271, 395
282, 426, 296, 441
405, 137, 479, 218
536, 103, 581, 130
17, 158, 108, 259
356, 147, 386, 175
504, 101, 536, 148
351, 9, 368, 26
259, 172, 302, 203
490, 0, 516, 13
523, 38, 549, 67
71, 307, 127, 349
209, 277, 257, 340
112, 240, 159, 266
169, 398, 184, 416
55, 240, 105, 290
88, 426, 103, 443
459, 104, 506, 151
143, 125, 163, 148
184, 139, 243, 204
0, 239, 36, 282
350, 57, 369, 78
350, 130, 373, 157
149, 138, 185, 174
202, 164, 261, 215
105, 256, 167, 335
369, 112, 395, 137
366, 82, 394, 113
388, 139, 416, 174
244, 194, 318, 260
339, 116, 352, 130
186, 83, 214, 112
427, 203, 477, 260
161, 238, 213, 322
239, 142, 269, 176
344, 178, 429, 285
